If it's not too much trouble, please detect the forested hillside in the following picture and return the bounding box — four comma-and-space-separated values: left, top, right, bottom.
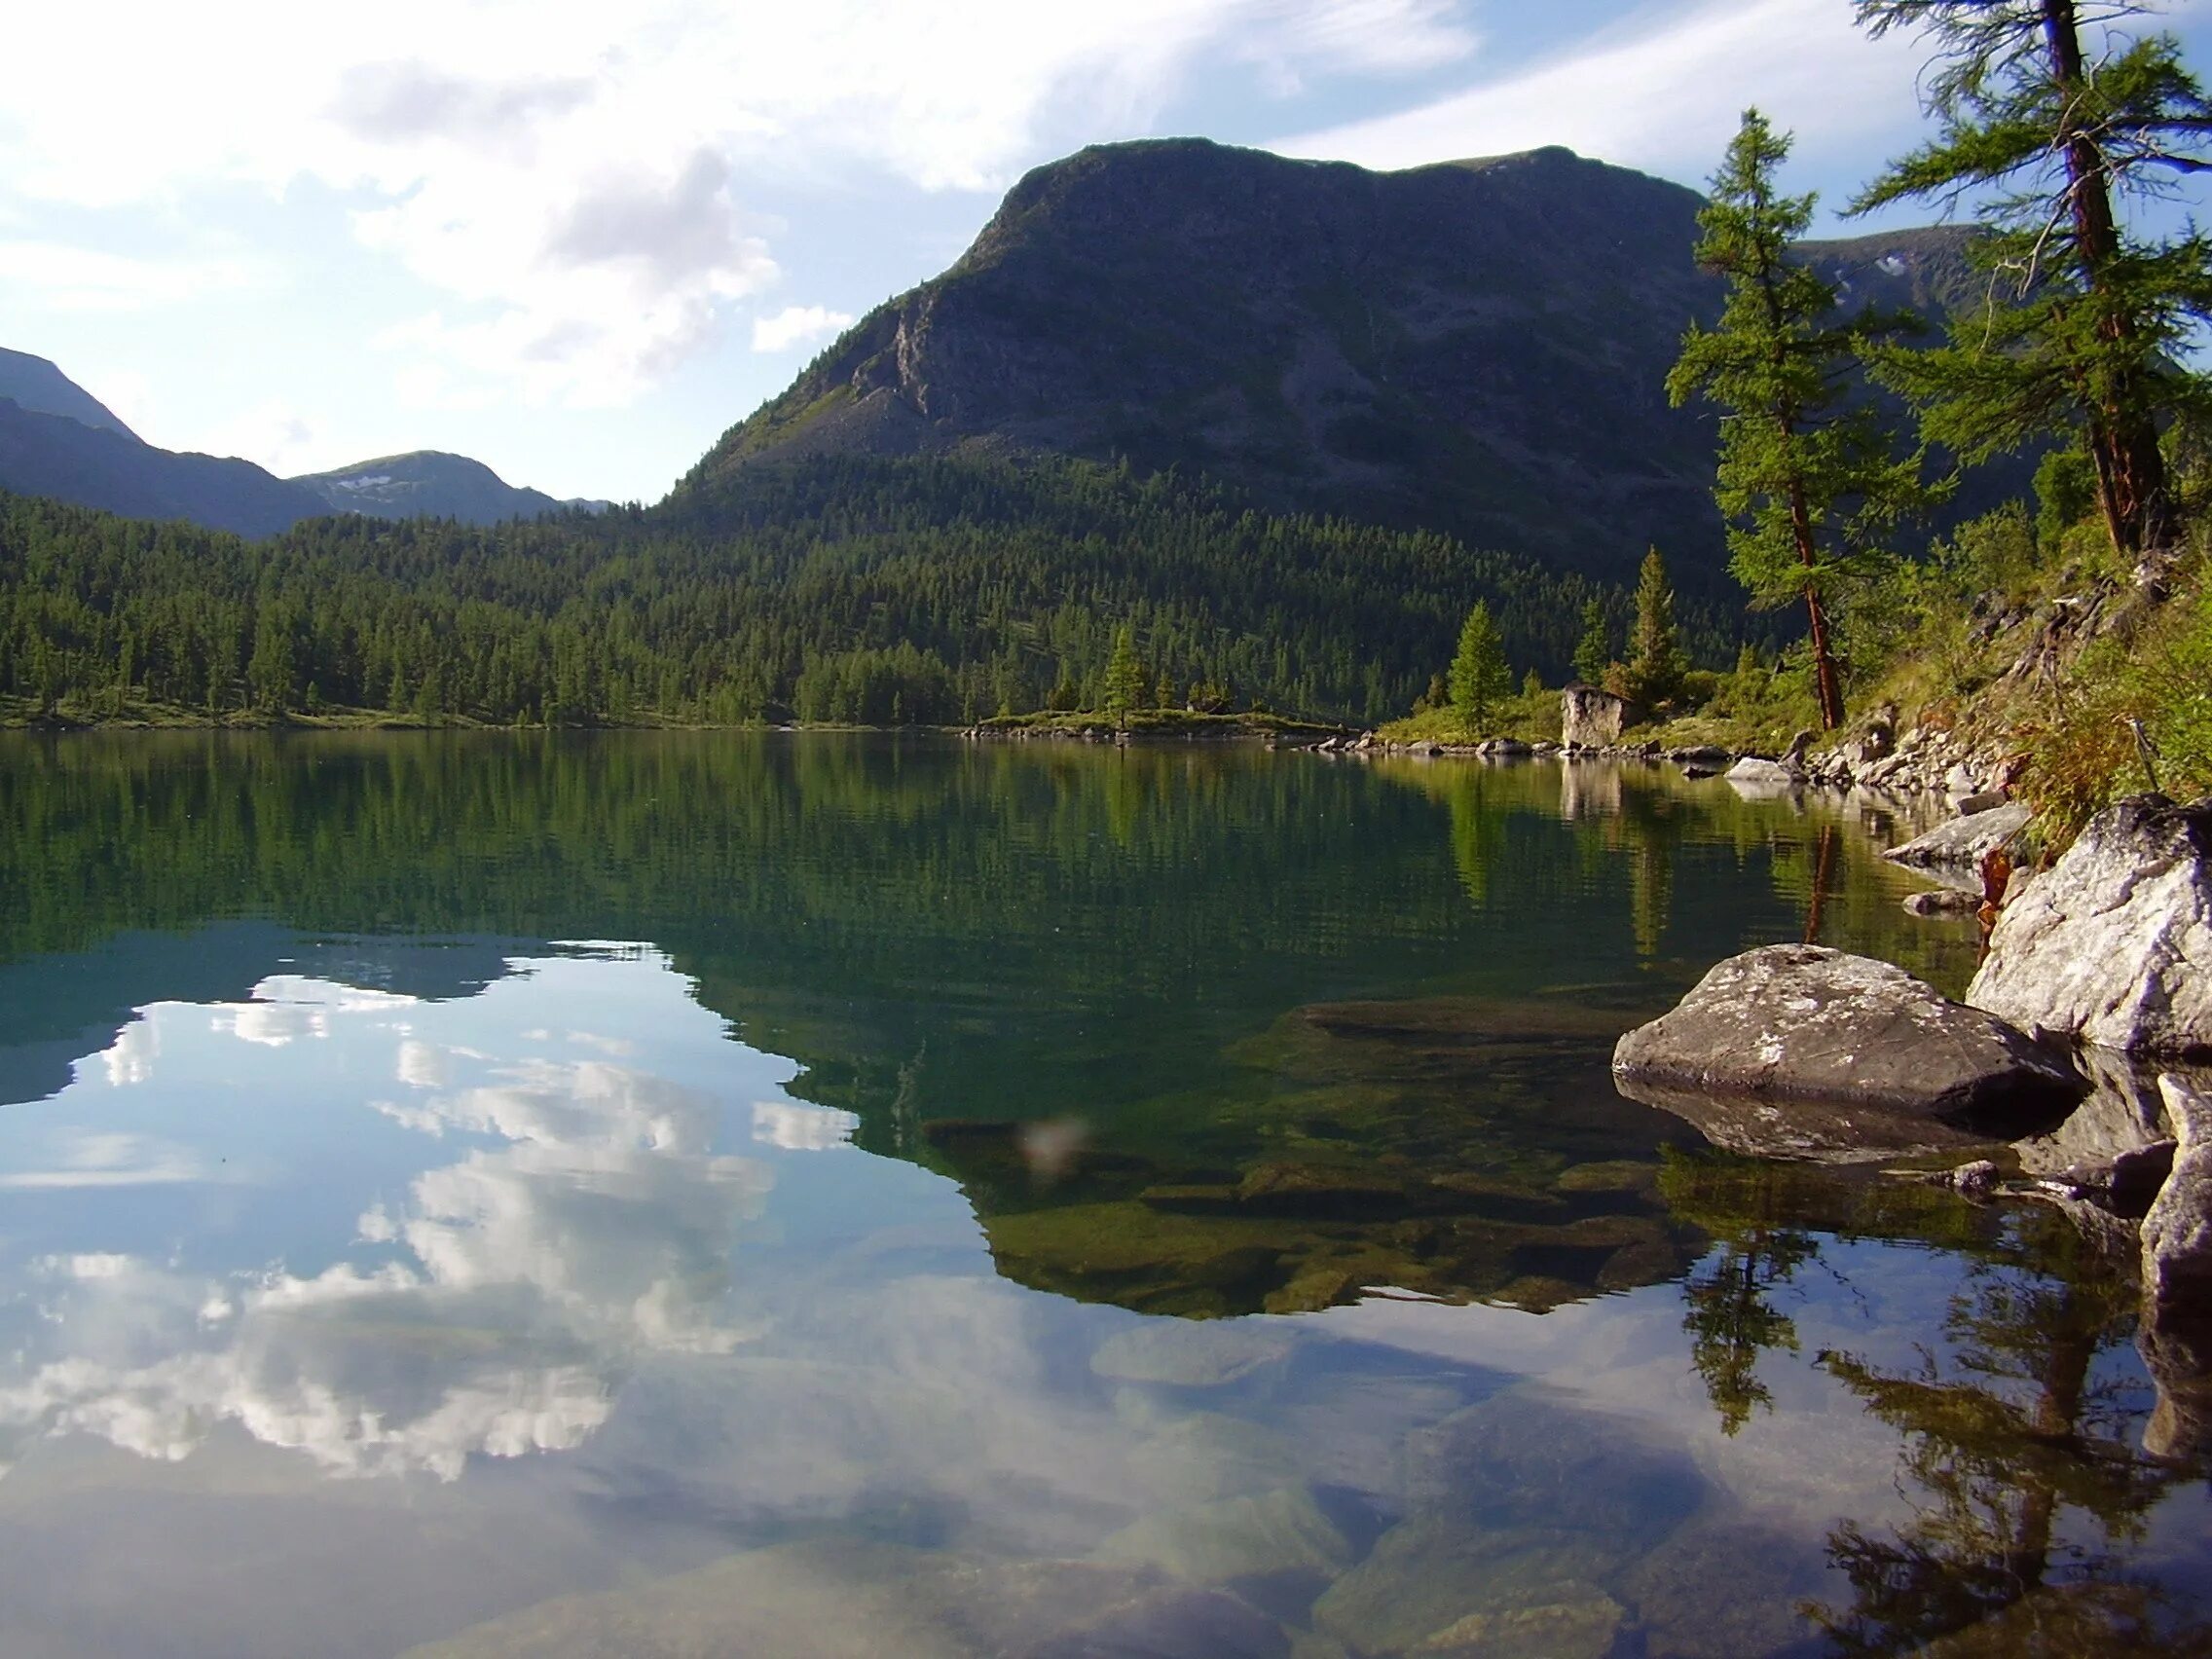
0, 454, 1721, 726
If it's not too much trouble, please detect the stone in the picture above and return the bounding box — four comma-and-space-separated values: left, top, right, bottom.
1310, 1391, 1697, 1657
1851, 721, 1895, 766
2142, 1075, 2212, 1312
1094, 1485, 1354, 1586
1559, 685, 1640, 748
1903, 888, 1979, 917
1669, 745, 1731, 764
1611, 945, 2083, 1161
1090, 1321, 1302, 1388
1937, 1159, 2001, 1198
1881, 802, 2031, 874
1967, 794, 2212, 1056
1724, 756, 1798, 786
401, 1539, 1284, 1659
1954, 789, 2010, 816
1616, 1516, 1830, 1659
2012, 1049, 2201, 1206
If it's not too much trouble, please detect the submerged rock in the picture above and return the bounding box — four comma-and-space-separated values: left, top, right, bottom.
1968, 793, 2212, 1056
1881, 801, 2031, 874
1611, 945, 2083, 1159
1903, 888, 1980, 917
403, 1537, 1288, 1659
1310, 1390, 1697, 1658
1094, 1484, 1354, 1586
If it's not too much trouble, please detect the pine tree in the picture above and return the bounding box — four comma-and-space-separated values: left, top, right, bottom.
1448, 601, 1511, 731
1571, 599, 1612, 685
1100, 625, 1145, 727
1668, 109, 1929, 731
1628, 548, 1687, 707
1852, 1, 2212, 562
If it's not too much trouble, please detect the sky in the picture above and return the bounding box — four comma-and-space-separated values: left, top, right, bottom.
4, 0, 2208, 504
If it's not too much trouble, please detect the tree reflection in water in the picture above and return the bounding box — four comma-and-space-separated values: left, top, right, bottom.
1808, 1209, 2208, 1656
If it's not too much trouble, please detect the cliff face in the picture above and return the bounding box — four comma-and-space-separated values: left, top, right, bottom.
686, 138, 1982, 594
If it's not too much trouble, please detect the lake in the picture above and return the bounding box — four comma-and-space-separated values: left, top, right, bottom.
0, 732, 2203, 1657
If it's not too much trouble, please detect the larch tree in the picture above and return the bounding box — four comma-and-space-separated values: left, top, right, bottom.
1448, 601, 1512, 731
1572, 598, 1613, 684
1668, 109, 1929, 732
1851, 1, 2212, 564
1628, 548, 1688, 706
1100, 625, 1146, 727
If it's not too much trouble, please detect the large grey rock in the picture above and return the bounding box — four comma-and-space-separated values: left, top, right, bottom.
1611, 945, 2083, 1160
1968, 794, 2212, 1056
1882, 801, 2031, 872
1560, 685, 1639, 748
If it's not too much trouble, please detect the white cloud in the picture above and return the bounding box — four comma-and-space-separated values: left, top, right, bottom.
1274, 0, 1923, 187
97, 1022, 157, 1088
193, 399, 326, 474
0, 1041, 768, 1479
0, 240, 260, 313
0, 1, 1477, 407
752, 305, 857, 354
751, 1100, 860, 1151
0, 1130, 204, 1191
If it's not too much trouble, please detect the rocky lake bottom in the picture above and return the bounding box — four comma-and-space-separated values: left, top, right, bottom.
0, 731, 2204, 1657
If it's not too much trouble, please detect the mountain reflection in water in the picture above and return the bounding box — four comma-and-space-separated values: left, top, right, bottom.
0, 731, 2202, 1657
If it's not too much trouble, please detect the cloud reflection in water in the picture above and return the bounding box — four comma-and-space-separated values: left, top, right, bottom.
0, 952, 778, 1480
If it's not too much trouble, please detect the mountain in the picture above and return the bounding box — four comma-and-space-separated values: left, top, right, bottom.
0, 399, 325, 539
683, 138, 1987, 599
0, 352, 598, 535
292, 450, 608, 525
0, 349, 139, 441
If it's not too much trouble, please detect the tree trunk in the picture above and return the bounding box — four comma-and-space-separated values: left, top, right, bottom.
2043, 0, 2175, 557
1787, 476, 1845, 730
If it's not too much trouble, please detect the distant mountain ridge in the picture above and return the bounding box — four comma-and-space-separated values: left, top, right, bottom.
291, 451, 608, 524
0, 398, 326, 539
0, 351, 598, 534
684, 138, 1991, 596
0, 349, 139, 441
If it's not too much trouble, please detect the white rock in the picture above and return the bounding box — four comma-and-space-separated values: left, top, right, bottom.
1968, 795, 2212, 1055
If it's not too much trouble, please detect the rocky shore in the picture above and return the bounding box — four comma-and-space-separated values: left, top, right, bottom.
1611, 793, 2212, 1452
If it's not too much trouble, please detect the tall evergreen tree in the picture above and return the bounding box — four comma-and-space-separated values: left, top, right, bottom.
1628, 548, 1687, 706
1448, 601, 1511, 731
1100, 625, 1146, 726
1668, 109, 1928, 731
1571, 599, 1612, 685
1851, 1, 2212, 563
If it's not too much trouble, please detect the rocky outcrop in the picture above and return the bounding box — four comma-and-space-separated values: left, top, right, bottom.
1882, 801, 2031, 876
1611, 945, 2083, 1160
1968, 794, 2212, 1056
1560, 685, 1640, 748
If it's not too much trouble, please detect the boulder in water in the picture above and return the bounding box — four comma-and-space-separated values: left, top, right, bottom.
1882, 802, 2031, 875
1611, 945, 2083, 1160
